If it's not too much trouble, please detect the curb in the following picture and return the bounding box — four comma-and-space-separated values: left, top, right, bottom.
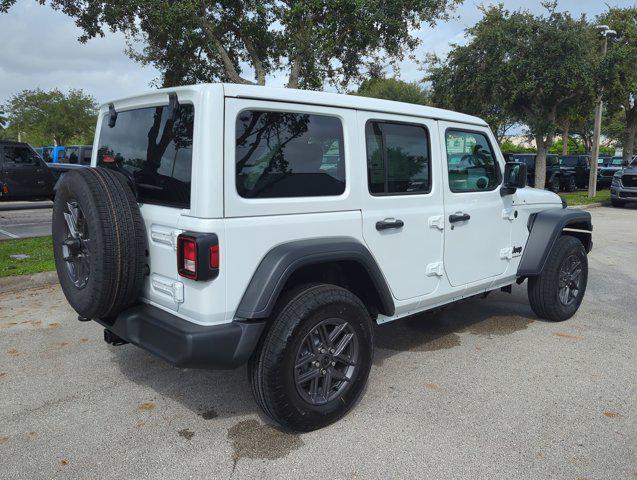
570, 202, 605, 210
0, 270, 58, 295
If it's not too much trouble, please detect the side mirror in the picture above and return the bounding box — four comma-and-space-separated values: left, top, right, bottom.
501, 161, 527, 196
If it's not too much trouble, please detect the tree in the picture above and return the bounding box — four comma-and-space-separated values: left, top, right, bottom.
355, 78, 430, 105
1, 0, 461, 90
427, 52, 516, 143
426, 4, 597, 188
2, 89, 97, 146
597, 7, 637, 164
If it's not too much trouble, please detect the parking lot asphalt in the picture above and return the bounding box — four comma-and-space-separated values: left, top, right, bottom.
0, 206, 635, 480
0, 203, 52, 239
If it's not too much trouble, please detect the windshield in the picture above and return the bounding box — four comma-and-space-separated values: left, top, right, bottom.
632, 158, 637, 167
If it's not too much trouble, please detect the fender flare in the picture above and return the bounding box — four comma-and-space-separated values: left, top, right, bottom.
235, 237, 395, 319
517, 208, 592, 277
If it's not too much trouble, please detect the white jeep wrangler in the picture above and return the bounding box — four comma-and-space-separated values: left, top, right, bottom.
52, 84, 592, 431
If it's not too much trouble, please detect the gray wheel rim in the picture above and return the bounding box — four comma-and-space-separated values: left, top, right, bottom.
293, 318, 359, 406
558, 253, 582, 306
61, 200, 90, 289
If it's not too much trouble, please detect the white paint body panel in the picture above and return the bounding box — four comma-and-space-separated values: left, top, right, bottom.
94, 84, 562, 327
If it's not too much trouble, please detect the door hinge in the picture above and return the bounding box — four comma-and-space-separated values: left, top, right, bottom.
426, 262, 444, 277
428, 215, 444, 231
151, 274, 184, 303
502, 208, 516, 221
150, 225, 180, 250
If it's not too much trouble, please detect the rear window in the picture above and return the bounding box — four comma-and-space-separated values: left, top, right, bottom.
235, 110, 345, 198
97, 104, 194, 208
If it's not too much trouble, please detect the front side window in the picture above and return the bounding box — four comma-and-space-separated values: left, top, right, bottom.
366, 121, 430, 195
97, 104, 194, 208
445, 130, 500, 192
235, 110, 345, 198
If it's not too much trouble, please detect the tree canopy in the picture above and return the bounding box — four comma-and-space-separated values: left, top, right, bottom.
355, 77, 430, 105
0, 0, 461, 89
427, 4, 597, 188
2, 89, 97, 146
597, 7, 637, 162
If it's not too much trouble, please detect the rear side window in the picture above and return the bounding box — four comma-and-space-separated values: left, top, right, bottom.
81, 148, 92, 165
97, 104, 194, 208
445, 130, 500, 193
235, 110, 345, 198
365, 121, 430, 195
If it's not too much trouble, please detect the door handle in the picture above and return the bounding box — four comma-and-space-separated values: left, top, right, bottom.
449, 212, 471, 223
376, 218, 405, 231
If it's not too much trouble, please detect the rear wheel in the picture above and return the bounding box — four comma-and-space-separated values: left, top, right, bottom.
249, 284, 373, 431
528, 236, 587, 322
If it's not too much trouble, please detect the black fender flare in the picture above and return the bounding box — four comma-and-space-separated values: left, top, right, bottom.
235, 237, 395, 319
517, 208, 592, 277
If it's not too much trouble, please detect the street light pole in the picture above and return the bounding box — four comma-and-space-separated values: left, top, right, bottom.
588, 25, 616, 198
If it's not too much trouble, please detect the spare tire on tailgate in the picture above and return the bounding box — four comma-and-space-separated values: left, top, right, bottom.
52, 167, 148, 319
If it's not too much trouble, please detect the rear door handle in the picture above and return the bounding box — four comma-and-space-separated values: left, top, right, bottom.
376, 218, 404, 231
449, 212, 471, 223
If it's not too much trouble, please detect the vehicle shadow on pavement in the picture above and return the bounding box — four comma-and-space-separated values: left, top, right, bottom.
373, 285, 538, 365
106, 285, 538, 420
108, 346, 256, 421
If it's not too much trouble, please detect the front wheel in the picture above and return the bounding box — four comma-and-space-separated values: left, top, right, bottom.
528, 236, 588, 322
548, 177, 560, 193
249, 284, 373, 431
564, 176, 577, 192
611, 198, 625, 208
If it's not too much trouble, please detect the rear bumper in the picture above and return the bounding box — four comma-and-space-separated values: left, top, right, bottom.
96, 304, 266, 369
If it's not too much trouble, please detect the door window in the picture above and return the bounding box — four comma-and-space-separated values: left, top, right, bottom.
365, 121, 430, 195
445, 130, 500, 192
3, 146, 39, 165
235, 110, 345, 198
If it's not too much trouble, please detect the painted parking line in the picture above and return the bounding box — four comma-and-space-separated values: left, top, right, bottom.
0, 228, 19, 239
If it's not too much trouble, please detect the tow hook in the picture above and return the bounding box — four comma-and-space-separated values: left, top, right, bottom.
103, 329, 128, 346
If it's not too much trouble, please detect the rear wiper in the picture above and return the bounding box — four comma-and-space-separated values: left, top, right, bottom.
108, 103, 118, 128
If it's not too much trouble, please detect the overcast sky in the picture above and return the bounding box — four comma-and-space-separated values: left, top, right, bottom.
0, 0, 634, 107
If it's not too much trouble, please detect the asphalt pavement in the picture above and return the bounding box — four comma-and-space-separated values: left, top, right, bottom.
0, 206, 635, 479
0, 201, 52, 239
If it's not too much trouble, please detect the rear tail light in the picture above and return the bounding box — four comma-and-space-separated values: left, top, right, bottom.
177, 232, 219, 281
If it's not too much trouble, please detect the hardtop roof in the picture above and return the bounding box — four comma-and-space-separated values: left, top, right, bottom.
101, 83, 489, 128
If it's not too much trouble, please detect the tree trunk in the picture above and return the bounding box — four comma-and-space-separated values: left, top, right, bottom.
535, 136, 547, 190
562, 123, 569, 156
623, 109, 637, 165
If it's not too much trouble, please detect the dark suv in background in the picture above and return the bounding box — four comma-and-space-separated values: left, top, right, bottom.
598, 156, 626, 189
611, 156, 637, 207
0, 140, 55, 200
559, 155, 590, 189
506, 153, 576, 192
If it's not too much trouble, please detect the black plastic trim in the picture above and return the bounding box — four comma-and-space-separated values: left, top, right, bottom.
235, 237, 395, 319
96, 304, 266, 369
517, 208, 592, 277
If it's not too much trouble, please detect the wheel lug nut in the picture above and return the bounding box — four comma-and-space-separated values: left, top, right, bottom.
321, 369, 326, 375
331, 361, 335, 366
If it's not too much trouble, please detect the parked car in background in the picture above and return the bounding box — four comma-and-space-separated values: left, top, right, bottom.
611, 156, 637, 207
59, 145, 92, 165
597, 156, 627, 189
39, 145, 65, 163
0, 140, 55, 200
506, 153, 576, 192
559, 155, 590, 189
